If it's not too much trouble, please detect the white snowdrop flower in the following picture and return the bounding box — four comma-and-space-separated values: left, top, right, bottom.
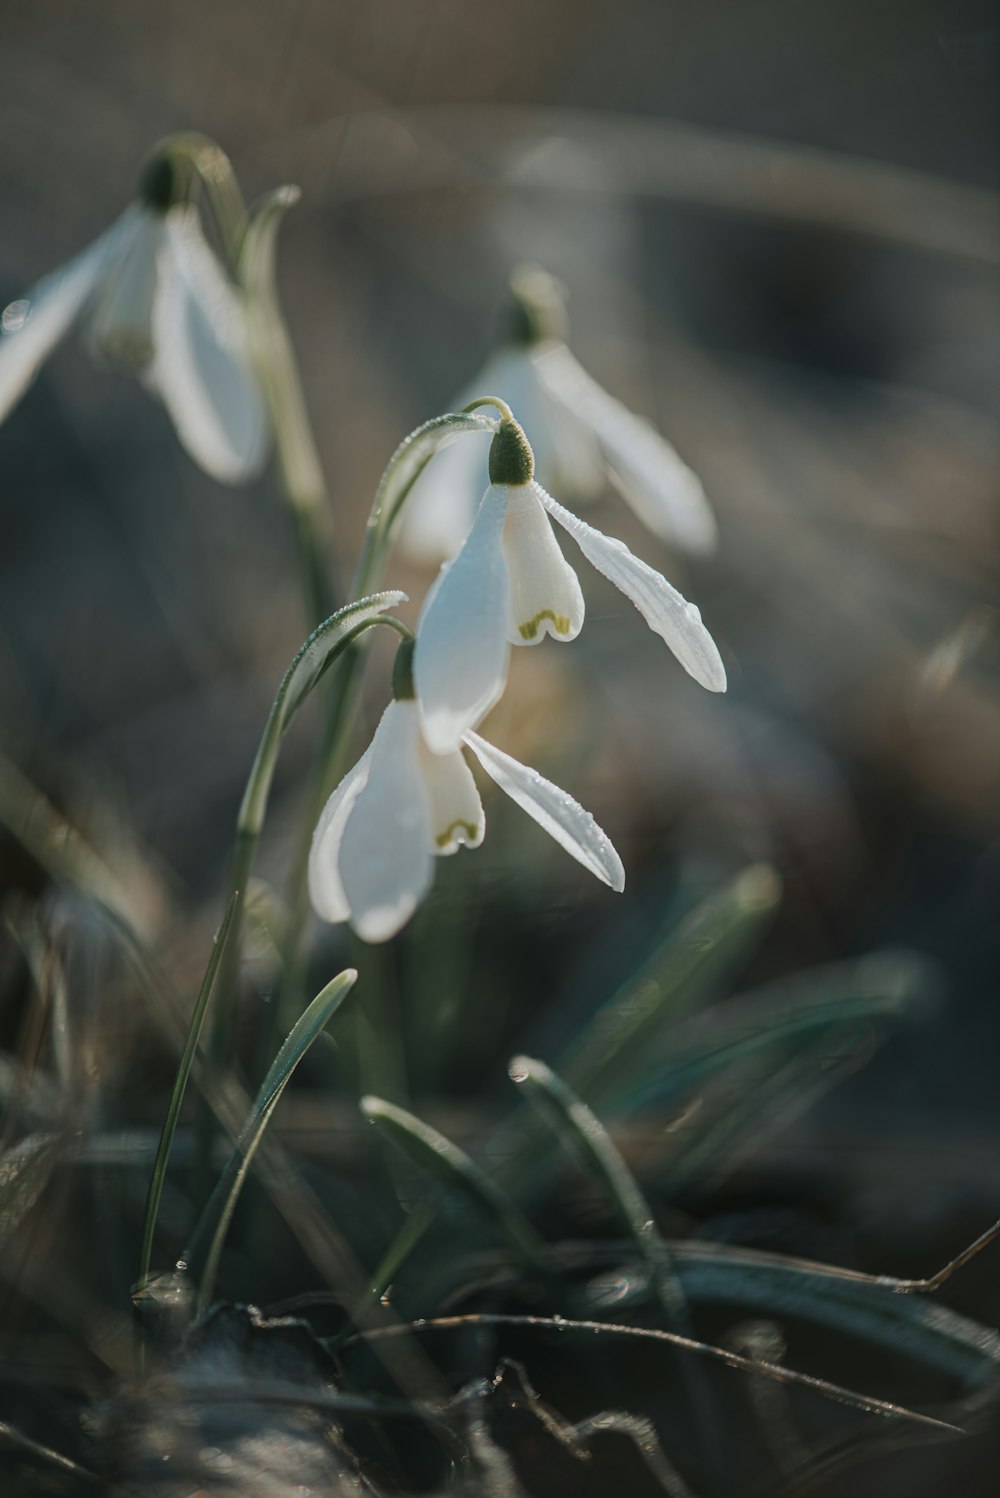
308, 641, 624, 943
398, 267, 717, 564
413, 414, 726, 757
0, 155, 268, 484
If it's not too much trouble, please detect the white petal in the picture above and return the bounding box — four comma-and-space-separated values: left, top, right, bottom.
0, 219, 123, 421
419, 743, 485, 855
464, 730, 624, 891
308, 745, 373, 924
85, 206, 166, 369
414, 486, 511, 754
537, 345, 718, 554
339, 702, 434, 942
503, 483, 585, 646
149, 206, 269, 484
395, 426, 489, 564
529, 345, 604, 500
539, 486, 727, 693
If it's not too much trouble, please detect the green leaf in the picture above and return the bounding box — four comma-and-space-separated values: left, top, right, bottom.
628, 948, 932, 1112
136, 893, 238, 1294
561, 863, 782, 1108
580, 1239, 1000, 1388
361, 1096, 550, 1275
509, 1057, 724, 1488
190, 967, 358, 1316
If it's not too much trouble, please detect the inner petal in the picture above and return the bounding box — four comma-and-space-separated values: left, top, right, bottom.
502, 483, 585, 647
86, 206, 166, 371
419, 743, 485, 856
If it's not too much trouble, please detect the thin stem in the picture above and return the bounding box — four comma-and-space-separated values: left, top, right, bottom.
461, 395, 514, 424
241, 186, 335, 629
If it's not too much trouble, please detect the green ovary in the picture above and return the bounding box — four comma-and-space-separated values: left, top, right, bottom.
435, 819, 479, 849
518, 610, 571, 641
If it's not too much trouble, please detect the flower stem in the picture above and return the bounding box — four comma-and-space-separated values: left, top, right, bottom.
241, 186, 335, 628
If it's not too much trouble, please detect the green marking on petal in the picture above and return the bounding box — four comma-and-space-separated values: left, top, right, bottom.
518, 611, 572, 641
436, 820, 479, 849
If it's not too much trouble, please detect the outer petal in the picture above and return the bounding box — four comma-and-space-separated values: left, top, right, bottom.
419, 743, 485, 855
339, 702, 434, 942
0, 218, 124, 421
308, 744, 374, 923
538, 486, 727, 693
414, 486, 511, 754
529, 344, 604, 500
503, 483, 585, 646
464, 731, 624, 891
148, 206, 269, 484
537, 345, 718, 555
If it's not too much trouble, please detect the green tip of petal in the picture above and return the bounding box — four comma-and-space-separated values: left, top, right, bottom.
489, 418, 535, 486
435, 819, 479, 849
518, 610, 572, 641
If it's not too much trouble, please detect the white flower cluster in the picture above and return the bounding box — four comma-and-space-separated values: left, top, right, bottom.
310, 410, 726, 943
0, 163, 727, 945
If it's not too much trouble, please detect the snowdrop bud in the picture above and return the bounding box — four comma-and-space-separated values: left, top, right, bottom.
505, 265, 569, 348
488, 417, 534, 487
391, 638, 417, 702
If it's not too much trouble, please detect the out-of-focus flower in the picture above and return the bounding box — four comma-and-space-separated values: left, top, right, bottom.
308, 641, 624, 943
0, 156, 268, 484
398, 266, 717, 563
413, 415, 726, 756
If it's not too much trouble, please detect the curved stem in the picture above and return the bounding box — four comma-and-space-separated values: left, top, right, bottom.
461, 395, 514, 424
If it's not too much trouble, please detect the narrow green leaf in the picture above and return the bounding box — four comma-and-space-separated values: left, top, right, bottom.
580, 1239, 1000, 1387
561, 863, 782, 1107
361, 1096, 550, 1275
509, 1057, 724, 1490
136, 893, 238, 1294
629, 948, 932, 1111
191, 967, 358, 1316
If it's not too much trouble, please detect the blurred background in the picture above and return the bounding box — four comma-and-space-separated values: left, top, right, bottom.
0, 2, 998, 1494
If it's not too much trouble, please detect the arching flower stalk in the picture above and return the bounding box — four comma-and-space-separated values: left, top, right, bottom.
309, 640, 624, 944
398, 266, 717, 564
0, 138, 268, 485
413, 405, 726, 757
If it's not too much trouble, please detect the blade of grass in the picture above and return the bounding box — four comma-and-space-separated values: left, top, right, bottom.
360, 1096, 550, 1277
136, 892, 238, 1295
561, 863, 782, 1105
190, 967, 357, 1317
509, 1057, 724, 1492
580, 1239, 1000, 1386
628, 949, 933, 1112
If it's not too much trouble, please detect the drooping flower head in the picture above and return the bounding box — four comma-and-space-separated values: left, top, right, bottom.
309, 639, 624, 943
413, 408, 726, 757
398, 266, 718, 564
0, 140, 269, 484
